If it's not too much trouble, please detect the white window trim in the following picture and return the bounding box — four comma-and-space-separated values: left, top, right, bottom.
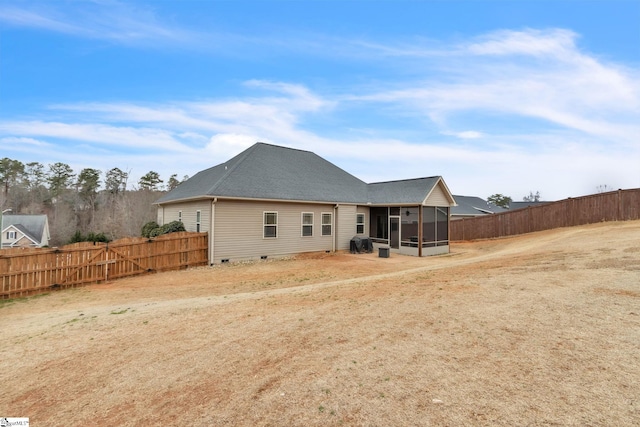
263, 211, 278, 239
178, 210, 183, 222
7, 231, 17, 239
356, 213, 365, 234
301, 212, 314, 237
321, 212, 333, 236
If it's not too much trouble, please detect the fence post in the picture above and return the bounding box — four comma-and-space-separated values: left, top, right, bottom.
618, 189, 622, 221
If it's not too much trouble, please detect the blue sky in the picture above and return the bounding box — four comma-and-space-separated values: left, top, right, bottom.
1, 0, 639, 200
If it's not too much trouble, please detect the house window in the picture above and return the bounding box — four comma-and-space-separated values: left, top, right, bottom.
321, 213, 332, 236
356, 213, 365, 234
7, 231, 16, 240
196, 210, 201, 232
178, 211, 182, 222
301, 212, 313, 237
264, 212, 278, 238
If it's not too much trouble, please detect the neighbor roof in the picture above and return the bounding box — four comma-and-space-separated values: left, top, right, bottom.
2, 214, 48, 242
451, 195, 508, 216
156, 143, 450, 206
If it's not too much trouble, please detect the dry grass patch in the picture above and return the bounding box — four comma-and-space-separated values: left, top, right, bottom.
1, 221, 639, 426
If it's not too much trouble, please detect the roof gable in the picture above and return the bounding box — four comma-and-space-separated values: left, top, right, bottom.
4, 224, 40, 245
367, 177, 440, 205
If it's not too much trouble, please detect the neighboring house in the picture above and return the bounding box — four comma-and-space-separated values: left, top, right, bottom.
1, 214, 51, 248
155, 143, 457, 264
451, 195, 508, 220
508, 200, 552, 210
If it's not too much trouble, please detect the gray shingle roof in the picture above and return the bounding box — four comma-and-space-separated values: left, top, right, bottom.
367, 177, 442, 204
156, 143, 448, 206
2, 214, 47, 242
508, 201, 551, 210
451, 195, 508, 216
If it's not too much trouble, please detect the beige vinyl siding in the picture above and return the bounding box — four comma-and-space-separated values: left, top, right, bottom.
424, 181, 450, 206
156, 208, 164, 225
335, 205, 357, 250
160, 200, 211, 233
213, 200, 334, 263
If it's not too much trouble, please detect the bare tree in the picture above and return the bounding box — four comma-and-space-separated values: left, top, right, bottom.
522, 191, 541, 202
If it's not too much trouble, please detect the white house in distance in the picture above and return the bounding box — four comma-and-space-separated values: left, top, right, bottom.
1, 214, 51, 248
155, 143, 456, 264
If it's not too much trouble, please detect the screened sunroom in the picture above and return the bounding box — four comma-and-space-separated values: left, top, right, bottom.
369, 205, 450, 256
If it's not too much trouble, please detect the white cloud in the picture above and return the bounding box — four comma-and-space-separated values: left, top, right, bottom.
441, 131, 484, 139
0, 121, 193, 152
465, 28, 579, 58
0, 136, 50, 146
0, 1, 192, 46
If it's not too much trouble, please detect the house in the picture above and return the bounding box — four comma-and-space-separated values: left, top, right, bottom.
1, 214, 51, 248
508, 200, 552, 210
155, 143, 456, 264
451, 195, 508, 220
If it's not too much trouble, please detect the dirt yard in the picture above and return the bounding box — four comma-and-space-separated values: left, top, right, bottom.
1, 221, 639, 426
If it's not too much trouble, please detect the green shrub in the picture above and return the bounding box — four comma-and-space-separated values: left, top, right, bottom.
67, 231, 111, 244
142, 220, 185, 238
161, 220, 186, 234
141, 221, 160, 238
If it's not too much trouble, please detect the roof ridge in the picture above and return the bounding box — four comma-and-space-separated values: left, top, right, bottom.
255, 142, 314, 154
368, 176, 440, 185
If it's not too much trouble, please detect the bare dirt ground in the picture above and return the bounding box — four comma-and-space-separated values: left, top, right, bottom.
1, 220, 639, 426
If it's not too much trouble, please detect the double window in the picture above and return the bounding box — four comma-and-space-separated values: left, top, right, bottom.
301, 212, 313, 237
264, 212, 278, 238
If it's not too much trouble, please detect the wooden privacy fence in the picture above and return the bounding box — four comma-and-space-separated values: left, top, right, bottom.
0, 232, 208, 299
451, 188, 640, 241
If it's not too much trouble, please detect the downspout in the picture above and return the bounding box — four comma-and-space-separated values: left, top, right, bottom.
418, 205, 423, 257
333, 204, 338, 252
210, 197, 217, 265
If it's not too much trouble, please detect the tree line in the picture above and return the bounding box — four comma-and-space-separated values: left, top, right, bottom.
0, 158, 187, 246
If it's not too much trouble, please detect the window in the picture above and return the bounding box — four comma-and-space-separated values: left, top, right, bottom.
178, 211, 182, 222
264, 212, 278, 238
7, 231, 16, 240
301, 212, 313, 237
196, 210, 201, 232
321, 213, 332, 236
356, 213, 365, 234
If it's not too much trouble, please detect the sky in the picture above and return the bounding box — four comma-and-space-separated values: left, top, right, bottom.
0, 0, 639, 201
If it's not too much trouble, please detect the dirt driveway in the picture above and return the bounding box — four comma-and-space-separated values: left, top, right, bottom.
1, 220, 639, 426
